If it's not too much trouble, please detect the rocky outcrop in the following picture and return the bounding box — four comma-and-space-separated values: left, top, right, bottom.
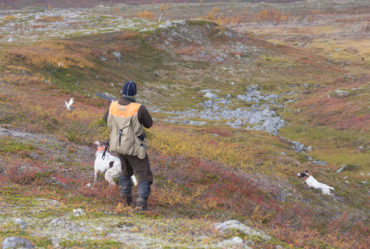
1, 237, 34, 249
214, 220, 271, 240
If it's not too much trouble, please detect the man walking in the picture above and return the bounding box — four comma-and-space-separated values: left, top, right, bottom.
103, 80, 153, 211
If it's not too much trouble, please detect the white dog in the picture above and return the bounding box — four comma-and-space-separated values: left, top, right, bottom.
94, 141, 137, 186
297, 170, 334, 195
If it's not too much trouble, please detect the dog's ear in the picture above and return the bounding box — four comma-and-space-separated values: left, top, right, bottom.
304, 170, 309, 173
109, 161, 114, 168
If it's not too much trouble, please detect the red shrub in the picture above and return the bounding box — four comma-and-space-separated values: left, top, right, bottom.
6, 164, 37, 185
79, 181, 120, 203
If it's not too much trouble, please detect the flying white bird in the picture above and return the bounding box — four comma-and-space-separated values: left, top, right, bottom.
65, 98, 75, 111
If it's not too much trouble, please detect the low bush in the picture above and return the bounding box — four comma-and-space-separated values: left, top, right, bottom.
6, 164, 37, 185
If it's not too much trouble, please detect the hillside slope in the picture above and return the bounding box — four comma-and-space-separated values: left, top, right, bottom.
0, 9, 369, 249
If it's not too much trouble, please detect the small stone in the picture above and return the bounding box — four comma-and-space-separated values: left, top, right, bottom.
312, 160, 328, 166
280, 152, 287, 156
334, 89, 350, 98
73, 208, 86, 217
113, 51, 122, 61
99, 56, 107, 61
216, 56, 225, 62
154, 72, 161, 77
2, 237, 34, 249
204, 92, 218, 99
276, 245, 283, 249
336, 164, 347, 173
13, 218, 27, 229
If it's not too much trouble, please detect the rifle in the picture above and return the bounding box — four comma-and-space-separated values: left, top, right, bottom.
96, 92, 117, 102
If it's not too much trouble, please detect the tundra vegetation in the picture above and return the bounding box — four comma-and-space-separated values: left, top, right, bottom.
0, 0, 369, 248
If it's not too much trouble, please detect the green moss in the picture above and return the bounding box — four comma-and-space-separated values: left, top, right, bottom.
0, 138, 35, 153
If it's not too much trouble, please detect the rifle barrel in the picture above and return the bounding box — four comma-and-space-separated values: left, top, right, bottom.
96, 93, 116, 102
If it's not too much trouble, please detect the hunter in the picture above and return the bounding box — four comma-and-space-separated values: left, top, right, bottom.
103, 81, 153, 211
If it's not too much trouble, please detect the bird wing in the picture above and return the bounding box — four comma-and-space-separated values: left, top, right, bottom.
68, 98, 74, 106
64, 101, 69, 109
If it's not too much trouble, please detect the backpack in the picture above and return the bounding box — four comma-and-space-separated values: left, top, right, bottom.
107, 101, 146, 159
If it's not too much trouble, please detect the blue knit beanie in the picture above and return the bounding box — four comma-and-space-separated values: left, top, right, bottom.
121, 81, 137, 96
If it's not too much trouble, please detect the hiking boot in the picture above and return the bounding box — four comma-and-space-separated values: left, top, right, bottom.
135, 197, 147, 211
119, 195, 132, 206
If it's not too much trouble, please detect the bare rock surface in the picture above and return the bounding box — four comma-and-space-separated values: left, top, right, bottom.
1, 237, 34, 249
153, 85, 286, 135
215, 220, 271, 240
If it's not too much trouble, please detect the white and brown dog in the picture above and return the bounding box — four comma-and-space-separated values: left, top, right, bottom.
94, 141, 137, 186
297, 170, 334, 195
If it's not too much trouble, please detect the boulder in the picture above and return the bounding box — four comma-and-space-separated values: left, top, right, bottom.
2, 237, 34, 249
333, 89, 350, 98
214, 220, 270, 240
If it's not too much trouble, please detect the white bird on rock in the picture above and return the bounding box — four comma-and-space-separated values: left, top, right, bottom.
65, 98, 75, 111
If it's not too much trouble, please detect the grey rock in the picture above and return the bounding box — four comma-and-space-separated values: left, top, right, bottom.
188, 120, 206, 126
2, 237, 34, 249
218, 236, 250, 248
276, 245, 283, 249
49, 218, 66, 227
281, 138, 310, 152
154, 71, 161, 77
336, 165, 347, 173
50, 237, 60, 248
204, 92, 218, 99
312, 160, 328, 166
98, 55, 107, 61
224, 31, 233, 38
215, 220, 270, 240
334, 89, 350, 98
73, 208, 86, 217
113, 51, 122, 61
280, 152, 287, 156
216, 56, 225, 62
13, 218, 27, 229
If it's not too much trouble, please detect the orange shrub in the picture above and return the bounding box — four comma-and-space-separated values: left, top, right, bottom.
8, 41, 95, 71
38, 15, 64, 22
257, 9, 289, 25
137, 11, 154, 20
3, 15, 16, 23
